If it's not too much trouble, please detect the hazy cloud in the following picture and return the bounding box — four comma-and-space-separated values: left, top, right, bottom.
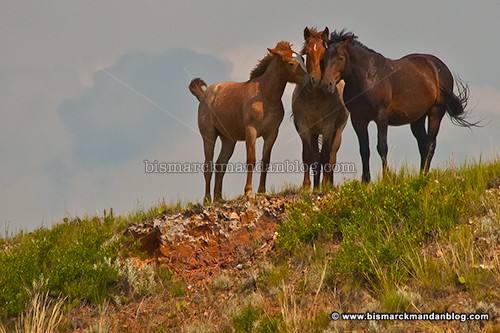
2, 1, 500, 234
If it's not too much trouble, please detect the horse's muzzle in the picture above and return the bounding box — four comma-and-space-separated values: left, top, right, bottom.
321, 80, 337, 94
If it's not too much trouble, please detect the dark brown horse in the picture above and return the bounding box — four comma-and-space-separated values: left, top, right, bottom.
189, 41, 308, 201
321, 30, 475, 183
292, 27, 349, 190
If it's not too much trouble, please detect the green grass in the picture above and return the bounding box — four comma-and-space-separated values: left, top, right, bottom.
277, 159, 500, 295
0, 159, 498, 332
0, 203, 181, 319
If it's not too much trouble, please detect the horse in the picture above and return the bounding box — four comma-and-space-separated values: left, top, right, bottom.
189, 41, 308, 202
292, 27, 349, 190
321, 30, 476, 183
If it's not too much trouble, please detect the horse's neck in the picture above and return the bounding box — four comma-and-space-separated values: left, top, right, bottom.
346, 45, 388, 89
252, 59, 288, 104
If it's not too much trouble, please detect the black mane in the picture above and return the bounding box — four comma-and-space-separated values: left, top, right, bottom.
329, 29, 381, 56
329, 29, 357, 45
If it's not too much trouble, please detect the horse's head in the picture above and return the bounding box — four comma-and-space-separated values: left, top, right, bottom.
321, 34, 355, 94
268, 42, 308, 85
301, 27, 329, 88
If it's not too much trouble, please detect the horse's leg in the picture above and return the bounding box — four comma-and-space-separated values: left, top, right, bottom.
213, 136, 237, 201
321, 132, 334, 186
424, 107, 446, 173
375, 115, 389, 178
328, 126, 344, 185
311, 134, 321, 189
244, 127, 258, 196
352, 118, 371, 183
300, 136, 313, 190
201, 131, 217, 203
258, 129, 279, 193
410, 115, 429, 172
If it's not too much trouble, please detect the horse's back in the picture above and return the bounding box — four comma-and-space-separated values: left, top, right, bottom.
401, 53, 453, 87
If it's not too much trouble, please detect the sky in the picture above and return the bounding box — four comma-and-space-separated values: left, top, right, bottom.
1, 1, 499, 235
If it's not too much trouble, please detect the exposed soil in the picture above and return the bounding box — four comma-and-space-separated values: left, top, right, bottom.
125, 194, 300, 288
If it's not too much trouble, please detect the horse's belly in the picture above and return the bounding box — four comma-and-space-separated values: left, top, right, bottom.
387, 108, 423, 126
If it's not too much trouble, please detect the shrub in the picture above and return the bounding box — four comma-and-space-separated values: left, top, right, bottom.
0, 217, 123, 317
277, 160, 500, 291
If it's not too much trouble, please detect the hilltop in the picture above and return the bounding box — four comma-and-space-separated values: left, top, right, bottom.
0, 160, 499, 332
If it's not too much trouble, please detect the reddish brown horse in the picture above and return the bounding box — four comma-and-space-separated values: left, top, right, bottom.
189, 41, 308, 201
321, 30, 475, 183
292, 27, 349, 190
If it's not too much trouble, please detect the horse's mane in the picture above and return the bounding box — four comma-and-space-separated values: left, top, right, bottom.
329, 29, 382, 56
249, 41, 292, 80
300, 27, 325, 55
329, 29, 357, 45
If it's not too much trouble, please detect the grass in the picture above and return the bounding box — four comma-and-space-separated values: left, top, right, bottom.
0, 159, 499, 332
277, 160, 499, 291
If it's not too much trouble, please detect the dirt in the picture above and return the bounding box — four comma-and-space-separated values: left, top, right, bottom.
125, 194, 301, 286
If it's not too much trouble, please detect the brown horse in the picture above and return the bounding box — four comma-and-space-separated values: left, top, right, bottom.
189, 41, 308, 201
292, 27, 349, 190
321, 30, 475, 183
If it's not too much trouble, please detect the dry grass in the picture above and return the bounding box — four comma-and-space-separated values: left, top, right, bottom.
0, 291, 65, 333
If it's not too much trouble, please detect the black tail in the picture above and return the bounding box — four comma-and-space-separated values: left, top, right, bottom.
188, 78, 207, 101
441, 76, 480, 128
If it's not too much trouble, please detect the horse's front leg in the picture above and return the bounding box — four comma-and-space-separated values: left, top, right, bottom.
352, 117, 371, 183
244, 127, 258, 196
258, 129, 279, 193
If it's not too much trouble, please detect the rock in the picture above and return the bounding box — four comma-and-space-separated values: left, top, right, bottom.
124, 193, 303, 283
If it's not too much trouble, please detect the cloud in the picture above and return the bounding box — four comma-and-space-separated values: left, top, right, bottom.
58, 49, 231, 169
2, 1, 500, 235
52, 48, 233, 218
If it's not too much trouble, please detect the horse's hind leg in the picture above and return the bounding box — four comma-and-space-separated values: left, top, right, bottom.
258, 129, 279, 193
424, 107, 446, 173
300, 136, 313, 190
214, 136, 236, 201
410, 115, 429, 172
327, 126, 344, 186
311, 134, 321, 189
201, 130, 217, 203
321, 133, 333, 186
375, 116, 389, 177
244, 127, 258, 196
352, 117, 371, 183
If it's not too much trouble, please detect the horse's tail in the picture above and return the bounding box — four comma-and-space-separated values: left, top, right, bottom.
441, 76, 479, 128
189, 78, 207, 101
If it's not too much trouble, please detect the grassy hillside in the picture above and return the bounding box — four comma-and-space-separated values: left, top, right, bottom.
0, 159, 499, 332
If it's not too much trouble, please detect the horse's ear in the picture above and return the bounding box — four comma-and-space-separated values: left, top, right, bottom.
322, 27, 330, 45
303, 27, 311, 40
268, 47, 284, 58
